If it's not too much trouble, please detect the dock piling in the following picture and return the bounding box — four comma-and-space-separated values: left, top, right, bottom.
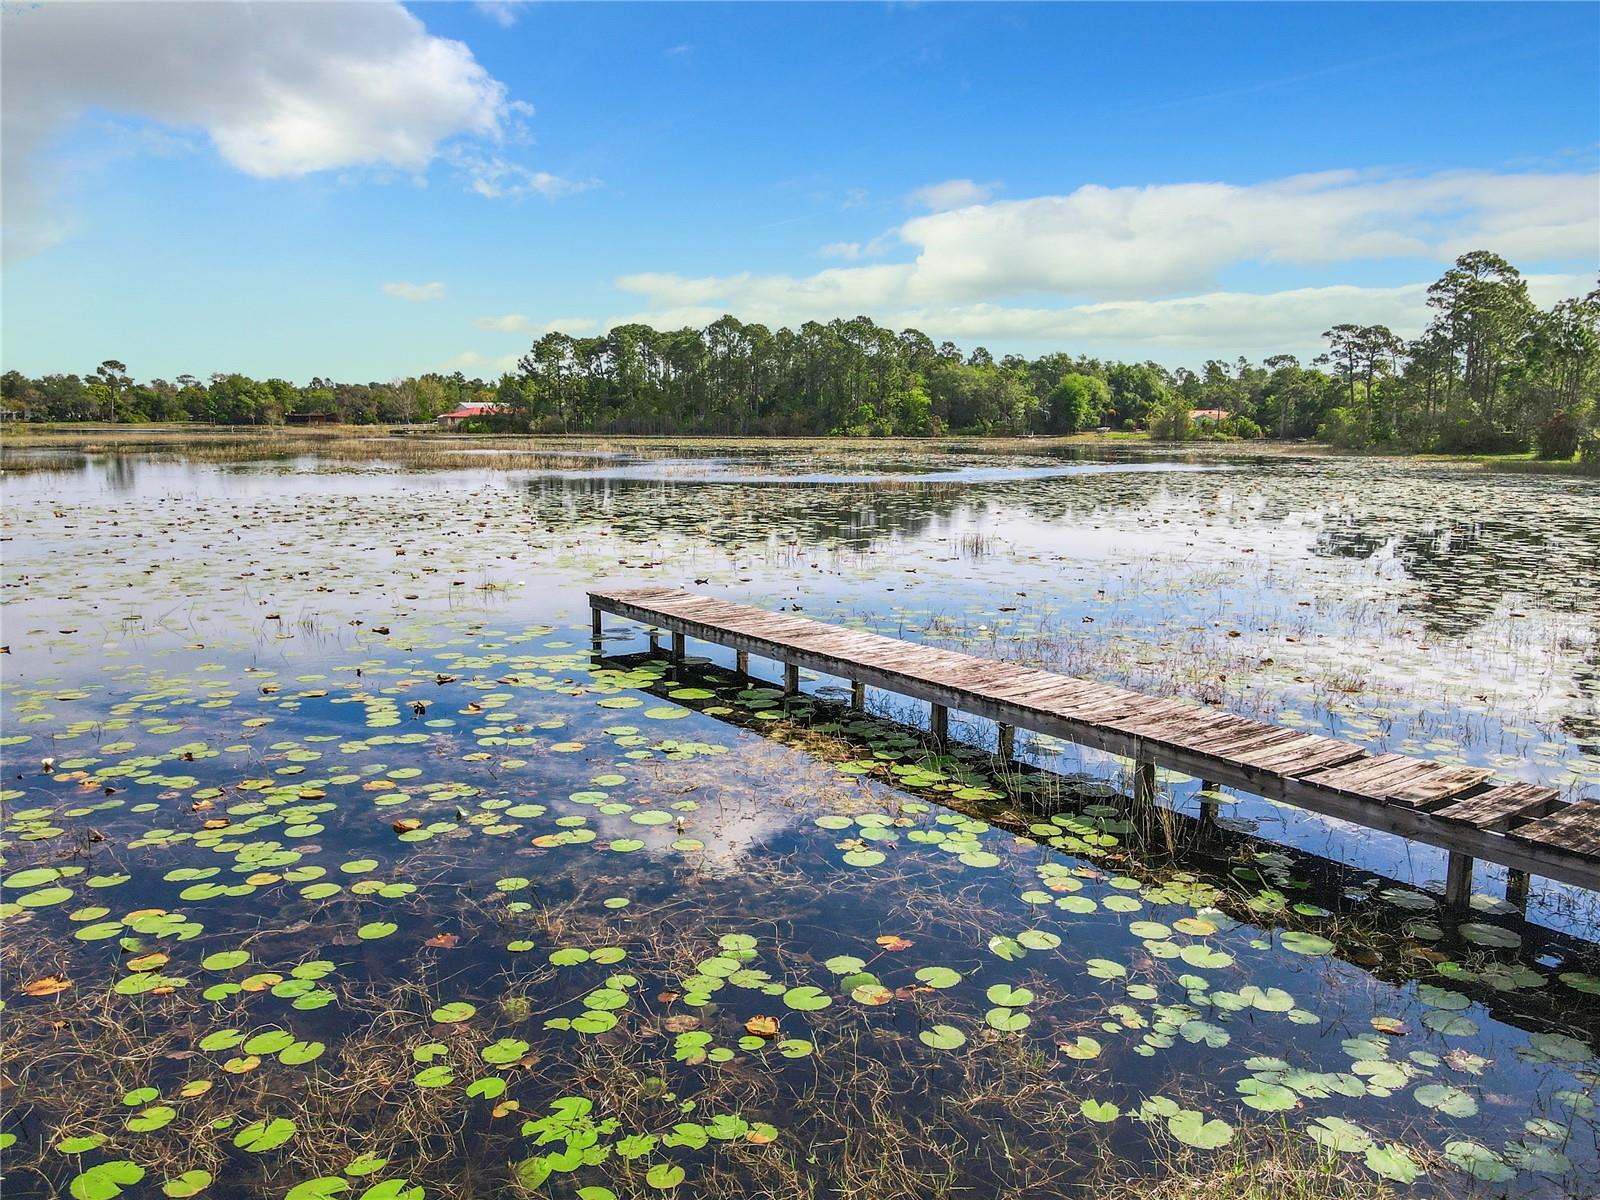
1445, 852, 1475, 907
1134, 757, 1157, 807
997, 723, 1016, 760
1506, 868, 1530, 911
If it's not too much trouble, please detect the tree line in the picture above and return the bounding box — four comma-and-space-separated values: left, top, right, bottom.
4, 251, 1595, 457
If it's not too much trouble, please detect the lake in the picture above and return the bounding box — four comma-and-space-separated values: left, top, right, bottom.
2, 438, 1597, 1199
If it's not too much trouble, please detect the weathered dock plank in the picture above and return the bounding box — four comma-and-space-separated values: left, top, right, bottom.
1435, 783, 1561, 830
1512, 802, 1600, 860
588, 586, 1598, 903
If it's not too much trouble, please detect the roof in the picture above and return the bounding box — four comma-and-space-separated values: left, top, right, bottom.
439, 403, 500, 420
1190, 408, 1230, 420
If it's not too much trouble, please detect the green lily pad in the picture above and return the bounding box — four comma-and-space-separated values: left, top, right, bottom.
782, 985, 831, 1011
1414, 1083, 1477, 1117
919, 1024, 966, 1050
1167, 1110, 1234, 1150
69, 1162, 146, 1200
234, 1116, 297, 1152
161, 1169, 214, 1198
1280, 931, 1334, 955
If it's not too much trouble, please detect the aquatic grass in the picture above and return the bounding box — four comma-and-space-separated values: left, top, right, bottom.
2, 442, 1597, 1200
1094, 1119, 1407, 1199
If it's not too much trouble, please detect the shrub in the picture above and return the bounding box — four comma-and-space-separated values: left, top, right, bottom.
1317, 407, 1369, 450
1535, 411, 1580, 460
1221, 415, 1263, 439
1437, 419, 1526, 455
1148, 396, 1194, 441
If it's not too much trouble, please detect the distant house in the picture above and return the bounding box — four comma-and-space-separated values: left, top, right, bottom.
1190, 408, 1230, 424
286, 412, 338, 426
436, 402, 500, 429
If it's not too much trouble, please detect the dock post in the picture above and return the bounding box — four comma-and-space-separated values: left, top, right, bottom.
1198, 781, 1220, 831
647, 627, 661, 653
1134, 757, 1157, 807
850, 679, 865, 709
1445, 852, 1474, 907
930, 703, 949, 746
1505, 868, 1530, 911
783, 662, 800, 694
671, 631, 686, 661
997, 723, 1015, 760
735, 649, 749, 675
590, 607, 603, 640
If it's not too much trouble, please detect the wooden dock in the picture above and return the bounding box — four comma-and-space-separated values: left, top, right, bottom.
588, 586, 1599, 906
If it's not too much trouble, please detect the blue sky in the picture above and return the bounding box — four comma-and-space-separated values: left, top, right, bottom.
2, 1, 1596, 383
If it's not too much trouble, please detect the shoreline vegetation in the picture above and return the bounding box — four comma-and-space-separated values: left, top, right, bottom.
2, 251, 1596, 469
2, 423, 1596, 478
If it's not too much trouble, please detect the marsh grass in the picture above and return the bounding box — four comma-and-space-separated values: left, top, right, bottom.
1093, 1123, 1405, 1200
0, 423, 1314, 470
0, 425, 665, 473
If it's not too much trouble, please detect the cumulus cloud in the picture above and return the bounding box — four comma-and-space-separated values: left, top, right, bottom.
907, 178, 1000, 212
0, 1, 577, 259
473, 314, 598, 336
944, 271, 1592, 351
602, 272, 1593, 363
895, 169, 1596, 301
608, 168, 1598, 333
383, 281, 447, 302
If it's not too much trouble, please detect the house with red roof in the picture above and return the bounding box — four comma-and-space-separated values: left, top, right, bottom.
435, 402, 500, 428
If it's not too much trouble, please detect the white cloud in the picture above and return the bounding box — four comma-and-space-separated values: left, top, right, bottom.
820, 242, 864, 260
609, 169, 1597, 330
664, 43, 693, 58
617, 263, 915, 314
819, 233, 896, 261
474, 2, 532, 29
473, 314, 597, 336
383, 281, 447, 303
893, 285, 1437, 351
893, 169, 1596, 301
0, 1, 571, 259
907, 178, 1000, 212
439, 349, 521, 374
932, 271, 1593, 354
452, 152, 599, 200
603, 272, 1595, 364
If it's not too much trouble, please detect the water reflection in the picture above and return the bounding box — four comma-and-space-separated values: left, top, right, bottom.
3, 444, 1599, 1200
